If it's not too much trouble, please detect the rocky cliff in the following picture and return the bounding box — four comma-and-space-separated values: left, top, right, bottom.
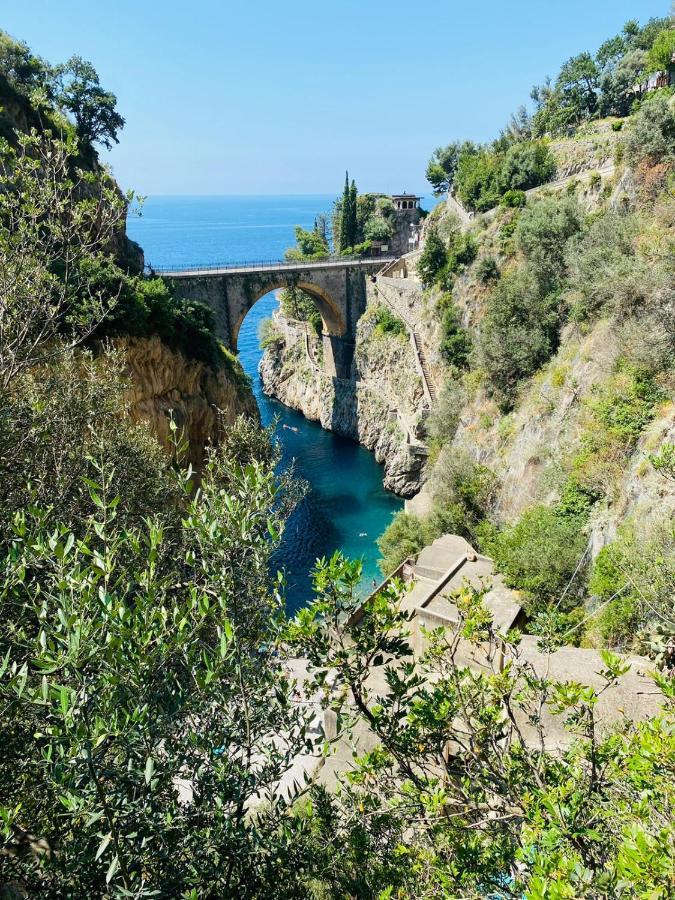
259, 302, 429, 497
121, 335, 257, 469
406, 145, 675, 559
435, 316, 674, 549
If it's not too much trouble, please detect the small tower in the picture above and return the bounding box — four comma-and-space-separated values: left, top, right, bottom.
389, 192, 423, 255
391, 192, 422, 211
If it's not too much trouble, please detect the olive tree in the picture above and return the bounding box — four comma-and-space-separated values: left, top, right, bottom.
0, 438, 318, 898
0, 131, 128, 390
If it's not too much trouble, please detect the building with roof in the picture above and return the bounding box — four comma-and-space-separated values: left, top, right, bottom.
391, 193, 423, 211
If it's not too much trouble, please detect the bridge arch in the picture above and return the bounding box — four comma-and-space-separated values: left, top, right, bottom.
162, 257, 390, 378
230, 277, 346, 352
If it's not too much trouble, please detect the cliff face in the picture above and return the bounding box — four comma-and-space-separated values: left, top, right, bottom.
406, 152, 675, 557
439, 317, 675, 548
121, 336, 257, 469
259, 305, 428, 497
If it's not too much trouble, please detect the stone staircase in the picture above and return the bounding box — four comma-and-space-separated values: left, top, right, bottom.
370, 276, 437, 408
412, 330, 436, 403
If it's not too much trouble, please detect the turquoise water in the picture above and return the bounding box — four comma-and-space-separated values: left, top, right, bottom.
127, 196, 402, 611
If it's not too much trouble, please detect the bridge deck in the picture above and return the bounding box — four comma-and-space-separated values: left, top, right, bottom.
153, 256, 395, 278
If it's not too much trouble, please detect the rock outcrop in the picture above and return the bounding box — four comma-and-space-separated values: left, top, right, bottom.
259, 303, 429, 497
121, 336, 257, 469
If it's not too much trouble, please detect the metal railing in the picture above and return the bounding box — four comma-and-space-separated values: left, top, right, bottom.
146, 254, 396, 276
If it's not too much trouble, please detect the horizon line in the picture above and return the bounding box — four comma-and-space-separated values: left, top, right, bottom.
129, 190, 431, 199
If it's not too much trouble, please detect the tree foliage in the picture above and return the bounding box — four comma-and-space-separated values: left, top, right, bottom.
417, 225, 447, 285
530, 16, 672, 133
451, 141, 556, 211
56, 56, 125, 149
284, 222, 329, 260
1, 34, 125, 151
645, 27, 675, 75
0, 433, 316, 897
425, 141, 468, 195
623, 90, 675, 167
289, 561, 675, 899
0, 131, 127, 390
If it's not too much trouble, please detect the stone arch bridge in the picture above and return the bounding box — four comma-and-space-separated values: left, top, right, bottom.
158, 257, 393, 378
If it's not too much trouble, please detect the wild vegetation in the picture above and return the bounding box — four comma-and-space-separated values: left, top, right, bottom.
426, 15, 672, 210
382, 14, 675, 663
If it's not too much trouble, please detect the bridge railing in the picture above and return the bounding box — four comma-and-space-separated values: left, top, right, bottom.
146, 254, 395, 275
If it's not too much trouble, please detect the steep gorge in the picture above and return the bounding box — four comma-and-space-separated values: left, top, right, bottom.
259, 277, 431, 497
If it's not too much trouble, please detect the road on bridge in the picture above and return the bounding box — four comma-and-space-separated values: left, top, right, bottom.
151, 256, 396, 278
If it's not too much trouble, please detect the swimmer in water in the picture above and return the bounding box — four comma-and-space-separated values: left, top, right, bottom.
359, 532, 367, 537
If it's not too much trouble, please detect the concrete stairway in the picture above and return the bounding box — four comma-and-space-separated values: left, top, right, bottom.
413, 534, 474, 581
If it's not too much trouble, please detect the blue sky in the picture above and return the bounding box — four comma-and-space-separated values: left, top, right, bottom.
3, 1, 669, 195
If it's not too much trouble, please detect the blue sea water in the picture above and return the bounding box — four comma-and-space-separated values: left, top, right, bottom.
127, 195, 402, 611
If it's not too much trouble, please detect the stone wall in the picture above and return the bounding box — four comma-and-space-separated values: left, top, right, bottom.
389, 207, 422, 256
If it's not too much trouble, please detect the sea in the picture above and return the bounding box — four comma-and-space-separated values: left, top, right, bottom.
126, 195, 403, 612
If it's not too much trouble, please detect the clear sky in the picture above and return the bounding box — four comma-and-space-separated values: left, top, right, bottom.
3, 1, 669, 195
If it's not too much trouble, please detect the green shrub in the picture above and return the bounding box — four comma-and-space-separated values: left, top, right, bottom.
455, 148, 502, 212
478, 266, 560, 409
285, 222, 329, 259
571, 365, 665, 498
645, 28, 675, 75
364, 215, 393, 242
515, 195, 584, 291
453, 141, 554, 212
258, 317, 284, 350
377, 511, 433, 575
589, 518, 675, 649
588, 171, 602, 189
564, 209, 643, 321
428, 449, 496, 544
499, 215, 519, 240
438, 295, 472, 369
426, 378, 465, 448
590, 364, 664, 442
650, 442, 675, 481
480, 503, 588, 614
499, 140, 555, 191
0, 350, 182, 539
279, 285, 322, 335
623, 90, 675, 166
448, 231, 478, 270
418, 226, 447, 285
371, 304, 407, 339
501, 189, 526, 208
611, 120, 623, 131
340, 239, 372, 257
70, 257, 225, 368
557, 478, 600, 519
475, 255, 500, 283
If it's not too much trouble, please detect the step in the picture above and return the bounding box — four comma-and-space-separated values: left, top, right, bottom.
413, 563, 448, 581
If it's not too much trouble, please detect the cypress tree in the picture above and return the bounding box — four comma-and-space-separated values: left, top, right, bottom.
339, 171, 351, 252
348, 179, 358, 248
